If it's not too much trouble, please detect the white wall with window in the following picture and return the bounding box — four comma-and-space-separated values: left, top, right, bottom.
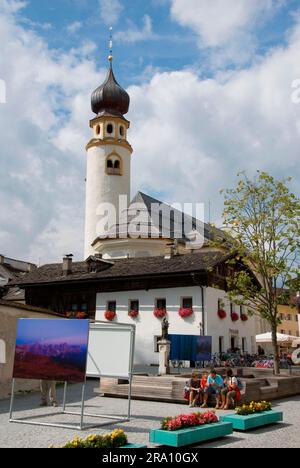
96, 285, 257, 366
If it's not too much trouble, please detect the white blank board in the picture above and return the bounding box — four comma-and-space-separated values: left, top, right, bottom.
87, 323, 134, 379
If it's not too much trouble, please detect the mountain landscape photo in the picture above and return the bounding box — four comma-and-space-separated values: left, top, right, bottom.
13, 319, 89, 382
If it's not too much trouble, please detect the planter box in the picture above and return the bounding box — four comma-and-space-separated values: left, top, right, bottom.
149, 422, 233, 447
120, 444, 147, 449
221, 411, 283, 431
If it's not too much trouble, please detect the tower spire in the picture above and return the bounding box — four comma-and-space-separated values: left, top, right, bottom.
108, 26, 113, 65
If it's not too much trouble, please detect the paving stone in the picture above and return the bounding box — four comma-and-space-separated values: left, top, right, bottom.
0, 380, 299, 448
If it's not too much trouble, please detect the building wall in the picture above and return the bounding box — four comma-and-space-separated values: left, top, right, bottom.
205, 287, 257, 355
96, 286, 256, 366
0, 303, 59, 400
278, 304, 299, 337
84, 143, 131, 259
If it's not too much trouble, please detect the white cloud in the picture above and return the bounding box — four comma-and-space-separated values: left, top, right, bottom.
67, 21, 82, 35
115, 15, 156, 43
129, 16, 300, 219
0, 1, 105, 263
1, 0, 300, 265
170, 0, 285, 65
99, 0, 123, 26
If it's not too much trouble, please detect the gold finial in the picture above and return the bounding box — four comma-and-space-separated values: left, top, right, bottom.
108, 26, 113, 63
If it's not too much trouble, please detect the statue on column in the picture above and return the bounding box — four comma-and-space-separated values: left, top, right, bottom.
161, 317, 169, 340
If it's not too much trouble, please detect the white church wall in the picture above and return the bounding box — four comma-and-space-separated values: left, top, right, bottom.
96, 286, 257, 366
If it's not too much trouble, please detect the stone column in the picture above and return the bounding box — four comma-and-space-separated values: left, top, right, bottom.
158, 339, 171, 375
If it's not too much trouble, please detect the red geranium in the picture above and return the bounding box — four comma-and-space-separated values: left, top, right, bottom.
218, 309, 227, 319
241, 314, 248, 322
179, 308, 194, 318
153, 308, 167, 319
161, 411, 218, 431
104, 310, 116, 321
128, 310, 139, 319
231, 312, 239, 322
76, 311, 89, 319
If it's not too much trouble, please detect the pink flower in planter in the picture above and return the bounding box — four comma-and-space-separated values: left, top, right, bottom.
218, 309, 227, 319
179, 308, 194, 318
104, 310, 116, 321
241, 314, 248, 322
231, 312, 239, 322
153, 308, 167, 319
128, 310, 139, 319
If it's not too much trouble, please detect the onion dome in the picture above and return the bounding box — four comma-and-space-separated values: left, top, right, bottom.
91, 62, 130, 117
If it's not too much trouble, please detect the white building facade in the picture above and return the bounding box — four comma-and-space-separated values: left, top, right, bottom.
96, 285, 256, 366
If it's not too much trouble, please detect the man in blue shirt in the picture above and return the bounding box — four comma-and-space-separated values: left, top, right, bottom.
201, 369, 224, 409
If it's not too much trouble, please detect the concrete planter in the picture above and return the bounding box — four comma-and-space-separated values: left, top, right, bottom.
221, 410, 283, 431
120, 444, 147, 448
149, 422, 233, 447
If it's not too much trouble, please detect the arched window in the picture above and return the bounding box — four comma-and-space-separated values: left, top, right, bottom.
95, 125, 101, 136
106, 154, 122, 175
119, 126, 125, 138
106, 123, 114, 135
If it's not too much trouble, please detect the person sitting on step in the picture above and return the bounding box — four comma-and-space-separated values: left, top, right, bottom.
188, 371, 201, 408
201, 369, 224, 409
220, 368, 241, 410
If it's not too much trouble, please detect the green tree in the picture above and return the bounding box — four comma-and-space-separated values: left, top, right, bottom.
222, 172, 300, 374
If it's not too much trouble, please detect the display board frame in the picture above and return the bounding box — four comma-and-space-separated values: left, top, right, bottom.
9, 320, 136, 431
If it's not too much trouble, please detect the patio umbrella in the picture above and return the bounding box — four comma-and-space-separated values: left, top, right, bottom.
292, 338, 300, 348
256, 332, 298, 344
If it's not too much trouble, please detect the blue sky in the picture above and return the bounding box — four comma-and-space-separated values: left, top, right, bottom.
18, 0, 299, 84
0, 1, 300, 263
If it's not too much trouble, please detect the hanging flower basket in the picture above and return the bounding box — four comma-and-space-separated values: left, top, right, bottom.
179, 308, 194, 318
128, 310, 139, 319
76, 312, 89, 320
154, 308, 167, 319
241, 314, 248, 322
231, 312, 239, 322
218, 309, 227, 319
104, 310, 116, 321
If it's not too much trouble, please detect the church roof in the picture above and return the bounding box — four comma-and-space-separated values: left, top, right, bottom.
14, 251, 230, 287
92, 191, 229, 247
91, 64, 130, 117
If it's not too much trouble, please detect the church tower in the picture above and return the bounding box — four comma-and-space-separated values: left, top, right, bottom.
84, 45, 132, 259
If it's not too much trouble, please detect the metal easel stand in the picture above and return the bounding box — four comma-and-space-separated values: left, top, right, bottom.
9, 377, 133, 431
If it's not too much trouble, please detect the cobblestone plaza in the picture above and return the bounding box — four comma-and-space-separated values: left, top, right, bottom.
0, 381, 299, 448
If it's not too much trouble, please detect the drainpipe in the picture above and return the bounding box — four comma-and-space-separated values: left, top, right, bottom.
191, 273, 205, 336
200, 286, 205, 336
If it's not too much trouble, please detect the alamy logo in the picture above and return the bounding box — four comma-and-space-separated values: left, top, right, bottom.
291, 79, 300, 104
95, 196, 205, 249
0, 339, 6, 364
0, 79, 6, 104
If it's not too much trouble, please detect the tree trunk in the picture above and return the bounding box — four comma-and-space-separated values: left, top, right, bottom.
271, 323, 280, 375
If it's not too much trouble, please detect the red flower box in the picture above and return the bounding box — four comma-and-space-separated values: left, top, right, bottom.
76, 312, 89, 320
241, 314, 248, 322
154, 308, 167, 319
179, 308, 194, 318
231, 312, 239, 322
218, 309, 227, 319
105, 310, 116, 321
128, 310, 139, 319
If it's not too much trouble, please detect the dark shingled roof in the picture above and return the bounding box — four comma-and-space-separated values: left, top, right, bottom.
15, 251, 229, 287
